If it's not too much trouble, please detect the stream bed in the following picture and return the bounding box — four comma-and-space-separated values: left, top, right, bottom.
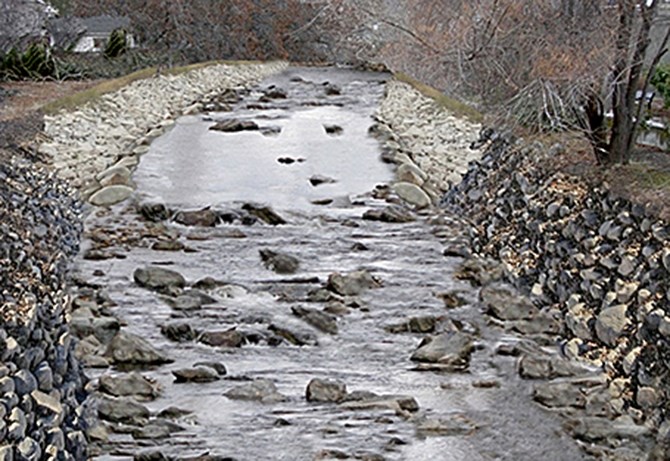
73, 67, 592, 461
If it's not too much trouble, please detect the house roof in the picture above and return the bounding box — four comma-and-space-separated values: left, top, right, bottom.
81, 15, 130, 35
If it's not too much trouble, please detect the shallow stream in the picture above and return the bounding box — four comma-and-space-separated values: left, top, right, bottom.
77, 67, 591, 461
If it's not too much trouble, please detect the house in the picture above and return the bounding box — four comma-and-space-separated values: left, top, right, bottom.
72, 15, 136, 53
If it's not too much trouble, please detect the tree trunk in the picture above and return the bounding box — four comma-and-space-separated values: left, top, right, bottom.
607, 0, 659, 164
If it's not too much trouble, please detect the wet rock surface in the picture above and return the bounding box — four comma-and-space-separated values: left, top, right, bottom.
69, 67, 595, 461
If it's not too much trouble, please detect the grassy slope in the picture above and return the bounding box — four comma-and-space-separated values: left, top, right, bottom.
394, 72, 483, 124
41, 60, 262, 115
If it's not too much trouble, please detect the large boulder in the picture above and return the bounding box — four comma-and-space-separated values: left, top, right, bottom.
224, 379, 286, 403
393, 182, 432, 209
479, 284, 538, 321
89, 185, 134, 207
595, 305, 630, 346
98, 373, 160, 400
97, 396, 150, 425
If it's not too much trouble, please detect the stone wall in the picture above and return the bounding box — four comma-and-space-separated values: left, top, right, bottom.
38, 61, 288, 207
370, 80, 481, 208
441, 139, 670, 459
0, 158, 85, 460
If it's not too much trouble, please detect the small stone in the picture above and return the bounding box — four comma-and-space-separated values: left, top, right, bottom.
327, 270, 380, 296
595, 305, 630, 346
410, 332, 473, 371
224, 379, 286, 403
259, 249, 300, 274
98, 396, 150, 425
99, 373, 159, 400
161, 322, 197, 342
291, 306, 338, 334
172, 367, 221, 383
393, 182, 431, 209
323, 125, 343, 135
13, 370, 37, 396
636, 386, 660, 409
198, 330, 245, 348
306, 378, 347, 403
133, 266, 186, 292
31, 390, 62, 414
89, 185, 134, 206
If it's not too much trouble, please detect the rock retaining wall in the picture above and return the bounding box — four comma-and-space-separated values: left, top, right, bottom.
0, 158, 86, 460
38, 61, 288, 205
441, 139, 670, 459
372, 80, 481, 207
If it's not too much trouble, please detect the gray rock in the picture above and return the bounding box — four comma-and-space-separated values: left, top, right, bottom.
291, 306, 338, 334
152, 240, 185, 251
166, 294, 203, 311
385, 316, 437, 334
209, 119, 259, 132
172, 367, 221, 383
416, 415, 477, 436
105, 331, 173, 366
17, 437, 41, 461
13, 370, 37, 396
0, 446, 13, 461
309, 174, 337, 186
98, 395, 150, 425
532, 381, 586, 408
480, 284, 538, 320
567, 415, 652, 443
7, 408, 26, 442
132, 419, 184, 440
31, 390, 62, 415
259, 249, 300, 274
327, 270, 380, 296
241, 203, 287, 225
268, 324, 318, 346
174, 208, 219, 227
340, 394, 420, 413
595, 304, 630, 346
362, 206, 415, 223
306, 378, 347, 403
198, 329, 245, 348
224, 379, 286, 403
393, 182, 432, 209
454, 258, 504, 286
70, 316, 120, 344
99, 373, 159, 400
565, 303, 594, 340
134, 266, 186, 292
160, 322, 197, 342
410, 332, 473, 371
193, 361, 227, 376
323, 125, 344, 136
396, 163, 427, 186
89, 185, 134, 206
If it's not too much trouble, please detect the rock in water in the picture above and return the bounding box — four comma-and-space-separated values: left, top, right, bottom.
393, 182, 432, 209
259, 249, 300, 274
105, 331, 173, 366
410, 332, 474, 371
242, 203, 287, 225
291, 306, 338, 334
172, 367, 221, 383
327, 270, 381, 296
133, 266, 186, 292
89, 185, 134, 206
224, 379, 286, 403
99, 372, 160, 400
173, 208, 219, 227
209, 119, 259, 132
306, 378, 347, 403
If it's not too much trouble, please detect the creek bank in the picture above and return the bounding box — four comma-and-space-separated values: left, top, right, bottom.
0, 158, 88, 459
0, 62, 290, 459
371, 74, 668, 459
440, 137, 670, 459
38, 61, 288, 204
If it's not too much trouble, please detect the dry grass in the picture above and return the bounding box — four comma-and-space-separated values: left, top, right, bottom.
394, 72, 484, 123
41, 59, 263, 115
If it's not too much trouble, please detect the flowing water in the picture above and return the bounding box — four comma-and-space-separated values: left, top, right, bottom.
78, 67, 591, 460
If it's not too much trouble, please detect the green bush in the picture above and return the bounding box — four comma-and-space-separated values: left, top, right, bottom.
651, 64, 670, 108
104, 29, 128, 59
0, 44, 57, 80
